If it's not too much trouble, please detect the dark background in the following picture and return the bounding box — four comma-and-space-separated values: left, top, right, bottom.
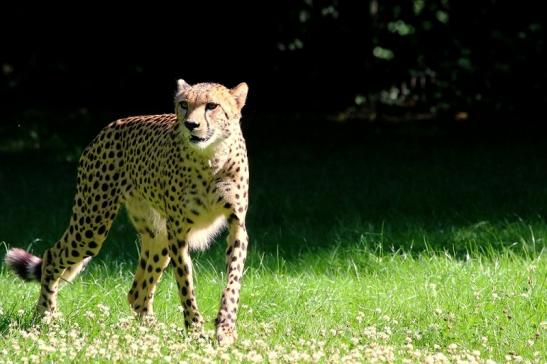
2, 1, 546, 122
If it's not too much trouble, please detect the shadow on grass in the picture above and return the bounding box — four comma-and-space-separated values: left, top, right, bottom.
1, 115, 546, 271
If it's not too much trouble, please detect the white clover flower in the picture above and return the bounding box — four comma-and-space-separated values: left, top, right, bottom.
96, 303, 110, 316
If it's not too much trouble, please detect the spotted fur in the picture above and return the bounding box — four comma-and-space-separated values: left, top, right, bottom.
5, 79, 250, 346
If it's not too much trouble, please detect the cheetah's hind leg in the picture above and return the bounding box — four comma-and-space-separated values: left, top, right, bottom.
5, 196, 119, 314
126, 198, 170, 317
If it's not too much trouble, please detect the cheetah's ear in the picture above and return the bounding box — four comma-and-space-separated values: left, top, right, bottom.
177, 79, 191, 94
230, 82, 248, 110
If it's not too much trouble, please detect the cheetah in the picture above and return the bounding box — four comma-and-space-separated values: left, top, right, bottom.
5, 79, 250, 346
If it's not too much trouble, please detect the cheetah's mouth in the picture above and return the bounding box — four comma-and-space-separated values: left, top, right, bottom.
190, 135, 209, 143
187, 130, 217, 149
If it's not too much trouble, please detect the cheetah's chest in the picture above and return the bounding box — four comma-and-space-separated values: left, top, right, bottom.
175, 164, 228, 250
182, 184, 224, 223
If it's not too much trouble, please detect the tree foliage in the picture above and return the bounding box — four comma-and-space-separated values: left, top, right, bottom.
1, 2, 545, 121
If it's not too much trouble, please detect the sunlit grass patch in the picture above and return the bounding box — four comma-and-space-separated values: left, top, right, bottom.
1, 246, 544, 363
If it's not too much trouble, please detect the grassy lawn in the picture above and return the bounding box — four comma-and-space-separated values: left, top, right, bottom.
0, 117, 545, 363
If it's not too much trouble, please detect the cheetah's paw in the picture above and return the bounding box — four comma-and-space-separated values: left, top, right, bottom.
216, 325, 237, 346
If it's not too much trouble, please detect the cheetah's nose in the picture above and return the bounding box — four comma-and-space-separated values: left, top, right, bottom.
184, 120, 200, 131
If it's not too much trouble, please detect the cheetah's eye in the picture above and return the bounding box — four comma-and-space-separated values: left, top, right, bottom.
205, 102, 218, 110
179, 101, 188, 110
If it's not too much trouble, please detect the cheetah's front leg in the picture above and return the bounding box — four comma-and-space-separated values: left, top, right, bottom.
166, 221, 204, 335
216, 218, 248, 346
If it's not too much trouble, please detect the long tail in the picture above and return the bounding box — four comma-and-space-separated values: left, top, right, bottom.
4, 248, 92, 283
4, 248, 42, 282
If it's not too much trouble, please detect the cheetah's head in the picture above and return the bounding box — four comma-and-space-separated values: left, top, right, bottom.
175, 79, 248, 150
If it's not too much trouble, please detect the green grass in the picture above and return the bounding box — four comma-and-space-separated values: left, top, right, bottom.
0, 251, 544, 363
0, 119, 546, 362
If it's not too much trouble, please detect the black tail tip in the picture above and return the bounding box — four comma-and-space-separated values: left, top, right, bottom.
4, 248, 42, 282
